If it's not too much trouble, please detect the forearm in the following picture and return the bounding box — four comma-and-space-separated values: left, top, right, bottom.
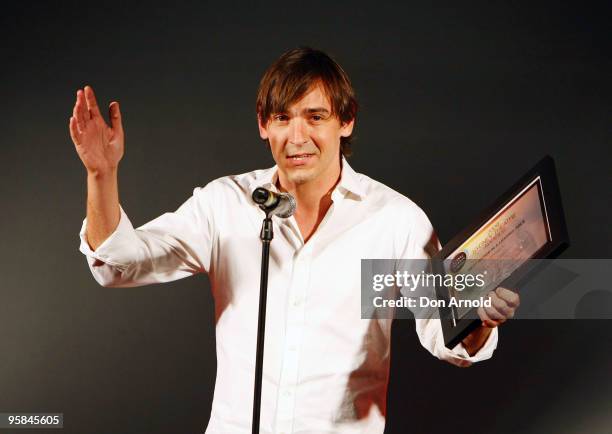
85, 169, 121, 250
462, 325, 493, 356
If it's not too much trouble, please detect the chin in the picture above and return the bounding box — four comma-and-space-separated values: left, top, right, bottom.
286, 168, 318, 185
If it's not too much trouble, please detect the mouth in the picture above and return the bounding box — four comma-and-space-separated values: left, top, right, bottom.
286, 153, 315, 166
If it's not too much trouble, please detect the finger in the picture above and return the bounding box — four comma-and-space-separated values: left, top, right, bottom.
75, 89, 89, 131
490, 294, 514, 318
109, 101, 123, 133
482, 294, 506, 321
84, 85, 102, 118
77, 89, 90, 120
484, 304, 506, 321
478, 306, 500, 328
72, 105, 81, 134
483, 319, 500, 328
69, 116, 81, 146
495, 287, 520, 308
73, 102, 85, 134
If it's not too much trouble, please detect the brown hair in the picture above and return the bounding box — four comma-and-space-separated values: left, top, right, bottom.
256, 47, 358, 157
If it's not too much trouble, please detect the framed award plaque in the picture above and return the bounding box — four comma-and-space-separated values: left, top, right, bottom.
433, 156, 570, 349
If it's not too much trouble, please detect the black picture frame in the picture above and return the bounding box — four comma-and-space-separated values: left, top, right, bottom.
433, 156, 570, 349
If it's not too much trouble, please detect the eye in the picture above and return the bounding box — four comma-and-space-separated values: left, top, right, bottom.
273, 114, 289, 122
310, 113, 329, 123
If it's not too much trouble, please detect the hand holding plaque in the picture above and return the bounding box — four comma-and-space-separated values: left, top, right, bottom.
434, 156, 569, 348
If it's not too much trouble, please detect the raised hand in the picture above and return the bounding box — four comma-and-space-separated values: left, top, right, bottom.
69, 85, 124, 175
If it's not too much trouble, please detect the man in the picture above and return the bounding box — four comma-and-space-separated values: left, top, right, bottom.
70, 47, 519, 433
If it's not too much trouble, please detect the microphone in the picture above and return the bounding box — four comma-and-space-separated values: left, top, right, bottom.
252, 187, 296, 218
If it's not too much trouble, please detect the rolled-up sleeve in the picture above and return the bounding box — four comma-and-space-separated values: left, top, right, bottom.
416, 318, 498, 367
78, 185, 215, 288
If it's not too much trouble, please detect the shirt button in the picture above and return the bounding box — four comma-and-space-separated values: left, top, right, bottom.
292, 298, 302, 307
288, 345, 297, 351
283, 390, 291, 397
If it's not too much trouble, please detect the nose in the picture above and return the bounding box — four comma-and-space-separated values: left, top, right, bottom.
288, 118, 308, 145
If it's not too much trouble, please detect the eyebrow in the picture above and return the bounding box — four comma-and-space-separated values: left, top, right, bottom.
273, 107, 331, 117
304, 107, 331, 115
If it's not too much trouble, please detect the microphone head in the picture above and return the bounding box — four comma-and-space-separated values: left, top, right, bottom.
251, 187, 296, 218
275, 193, 297, 218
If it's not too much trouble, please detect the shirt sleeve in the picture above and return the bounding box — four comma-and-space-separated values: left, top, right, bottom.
415, 317, 498, 367
78, 185, 215, 288
398, 203, 498, 367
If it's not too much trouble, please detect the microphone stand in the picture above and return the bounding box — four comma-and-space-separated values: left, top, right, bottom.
252, 212, 273, 434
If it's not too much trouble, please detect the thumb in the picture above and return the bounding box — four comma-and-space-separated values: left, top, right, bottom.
109, 101, 123, 133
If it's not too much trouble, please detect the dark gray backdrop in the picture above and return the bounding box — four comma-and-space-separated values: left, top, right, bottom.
1, 1, 610, 433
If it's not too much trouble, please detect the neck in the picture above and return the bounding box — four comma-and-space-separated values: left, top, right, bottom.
278, 158, 341, 210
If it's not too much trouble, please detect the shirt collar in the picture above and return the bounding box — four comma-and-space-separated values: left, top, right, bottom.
248, 156, 366, 200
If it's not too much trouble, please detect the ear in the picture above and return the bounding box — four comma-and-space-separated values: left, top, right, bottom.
257, 114, 269, 140
340, 118, 355, 138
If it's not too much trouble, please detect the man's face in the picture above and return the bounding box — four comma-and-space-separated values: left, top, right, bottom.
258, 84, 354, 187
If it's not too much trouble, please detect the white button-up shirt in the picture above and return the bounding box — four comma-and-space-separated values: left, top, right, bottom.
79, 158, 497, 434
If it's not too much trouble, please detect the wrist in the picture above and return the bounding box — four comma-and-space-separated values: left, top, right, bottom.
87, 167, 118, 180
462, 325, 493, 356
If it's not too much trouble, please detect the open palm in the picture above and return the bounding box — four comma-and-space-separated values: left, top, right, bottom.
69, 85, 124, 175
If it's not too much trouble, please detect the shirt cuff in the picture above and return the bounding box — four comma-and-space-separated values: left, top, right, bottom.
445, 326, 499, 367
78, 205, 135, 270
